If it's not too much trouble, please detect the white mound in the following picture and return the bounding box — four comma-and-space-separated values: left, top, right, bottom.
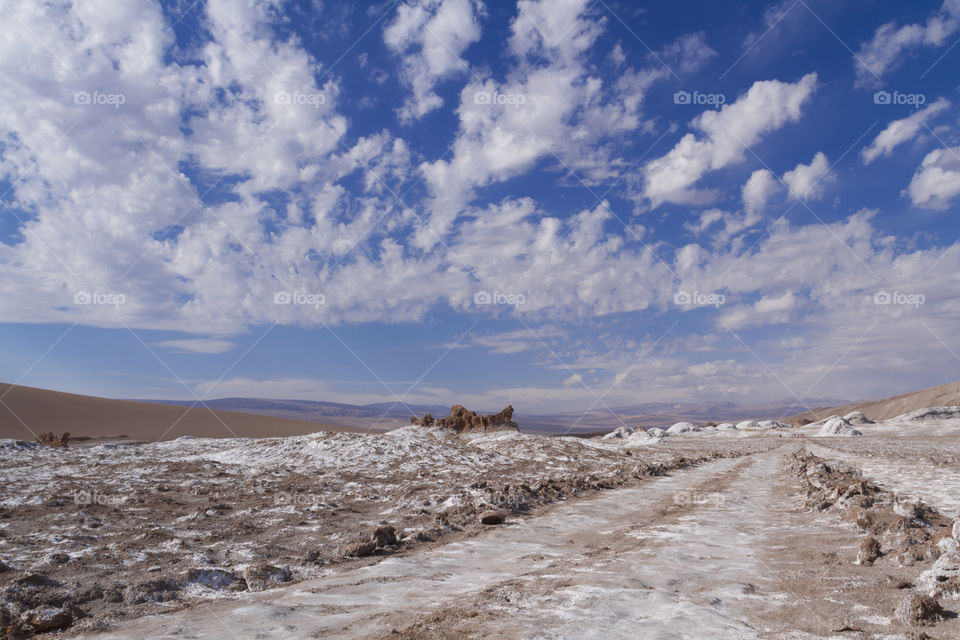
716, 423, 737, 430
624, 431, 665, 446
757, 420, 789, 429
602, 426, 636, 440
666, 422, 700, 435
842, 411, 874, 425
735, 420, 760, 430
888, 406, 960, 424
816, 417, 863, 437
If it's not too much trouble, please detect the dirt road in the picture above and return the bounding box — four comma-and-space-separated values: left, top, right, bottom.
79, 442, 960, 639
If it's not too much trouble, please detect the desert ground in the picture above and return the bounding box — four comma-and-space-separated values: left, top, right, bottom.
2, 399, 960, 639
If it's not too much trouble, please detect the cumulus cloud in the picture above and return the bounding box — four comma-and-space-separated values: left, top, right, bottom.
641, 73, 817, 207
742, 169, 781, 215
855, 0, 960, 86
416, 1, 707, 245
781, 151, 831, 201
906, 146, 960, 209
861, 98, 950, 164
383, 0, 484, 122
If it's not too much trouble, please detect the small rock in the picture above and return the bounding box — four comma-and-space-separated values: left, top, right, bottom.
886, 575, 912, 589
46, 552, 70, 565
301, 550, 320, 563
182, 568, 242, 591
15, 573, 59, 588
479, 510, 505, 525
340, 541, 377, 558
22, 607, 72, 632
147, 565, 162, 572
953, 519, 960, 541
243, 564, 292, 592
896, 594, 943, 626
372, 525, 397, 547
856, 536, 882, 565
0, 559, 11, 572
894, 499, 921, 520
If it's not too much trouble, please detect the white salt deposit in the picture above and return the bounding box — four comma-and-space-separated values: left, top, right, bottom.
842, 411, 873, 425
666, 422, 700, 435
602, 426, 635, 440
716, 423, 737, 430
816, 417, 862, 437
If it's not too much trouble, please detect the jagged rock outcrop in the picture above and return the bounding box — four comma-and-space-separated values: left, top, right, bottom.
411, 405, 519, 433
35, 432, 70, 448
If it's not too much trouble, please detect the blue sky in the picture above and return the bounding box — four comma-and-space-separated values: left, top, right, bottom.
1, 0, 959, 414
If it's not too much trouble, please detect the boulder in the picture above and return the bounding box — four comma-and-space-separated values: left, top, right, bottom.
856, 536, 882, 565
479, 510, 505, 525
242, 564, 292, 592
22, 607, 72, 632
372, 525, 397, 547
896, 594, 943, 626
181, 568, 242, 590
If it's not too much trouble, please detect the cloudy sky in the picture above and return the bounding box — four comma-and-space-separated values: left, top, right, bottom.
1, 0, 959, 415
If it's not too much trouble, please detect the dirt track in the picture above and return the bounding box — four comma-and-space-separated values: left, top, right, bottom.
73, 440, 960, 639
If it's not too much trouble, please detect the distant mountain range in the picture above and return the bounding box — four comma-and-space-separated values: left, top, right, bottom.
133, 395, 852, 434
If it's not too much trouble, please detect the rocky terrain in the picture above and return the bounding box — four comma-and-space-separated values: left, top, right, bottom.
1, 405, 960, 638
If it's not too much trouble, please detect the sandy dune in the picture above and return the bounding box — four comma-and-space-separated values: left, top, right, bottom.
0, 383, 368, 441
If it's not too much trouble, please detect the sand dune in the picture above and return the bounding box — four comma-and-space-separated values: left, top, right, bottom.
0, 383, 369, 441
787, 380, 960, 423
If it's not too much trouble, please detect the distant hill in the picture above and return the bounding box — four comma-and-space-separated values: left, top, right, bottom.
0, 383, 366, 441
135, 395, 849, 433
786, 381, 960, 423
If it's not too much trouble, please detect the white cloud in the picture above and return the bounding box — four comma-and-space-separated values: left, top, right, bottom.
416, 2, 698, 245
563, 373, 583, 387
861, 98, 950, 164
855, 0, 960, 86
154, 339, 236, 354
383, 0, 484, 122
781, 151, 831, 201
641, 73, 818, 207
906, 146, 960, 209
658, 32, 716, 74
742, 169, 781, 215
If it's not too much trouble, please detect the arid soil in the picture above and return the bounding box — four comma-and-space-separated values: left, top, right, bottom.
1, 427, 960, 638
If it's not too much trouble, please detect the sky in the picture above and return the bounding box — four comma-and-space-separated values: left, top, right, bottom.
1, 0, 959, 416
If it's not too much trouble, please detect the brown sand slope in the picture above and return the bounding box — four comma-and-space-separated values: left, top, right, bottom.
787, 380, 960, 423
0, 383, 371, 441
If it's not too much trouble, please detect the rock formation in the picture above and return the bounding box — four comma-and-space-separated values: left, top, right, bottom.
411, 405, 519, 433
